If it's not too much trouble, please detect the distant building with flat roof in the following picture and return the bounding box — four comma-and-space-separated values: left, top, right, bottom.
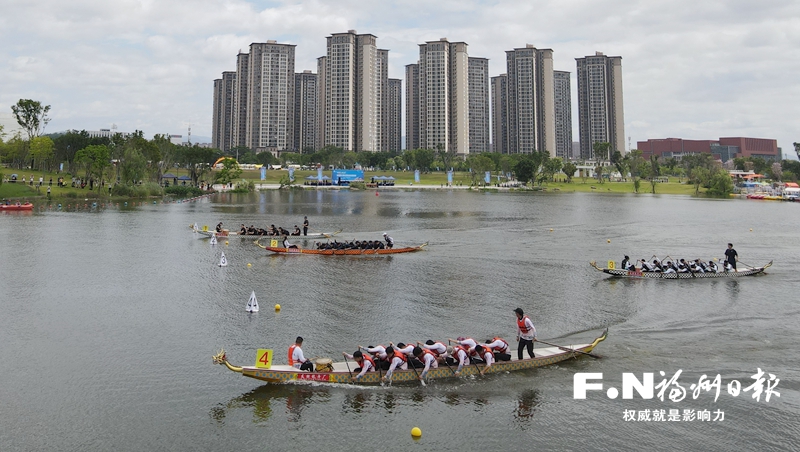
636, 137, 779, 162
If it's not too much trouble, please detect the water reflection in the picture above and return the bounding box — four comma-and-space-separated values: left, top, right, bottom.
725, 280, 741, 301
342, 391, 371, 414
209, 384, 327, 425
513, 389, 541, 424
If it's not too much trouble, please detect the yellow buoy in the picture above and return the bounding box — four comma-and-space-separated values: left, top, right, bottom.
607, 239, 611, 243
749, 228, 753, 231
549, 228, 553, 232
411, 427, 422, 438
225, 241, 229, 245
275, 304, 281, 311
247, 263, 252, 267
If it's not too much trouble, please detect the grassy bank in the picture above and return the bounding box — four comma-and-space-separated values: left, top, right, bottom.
1, 168, 699, 201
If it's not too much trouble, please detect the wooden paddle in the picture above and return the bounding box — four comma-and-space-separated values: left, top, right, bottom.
408, 358, 426, 386
535, 339, 601, 359
341, 352, 354, 382
684, 260, 696, 278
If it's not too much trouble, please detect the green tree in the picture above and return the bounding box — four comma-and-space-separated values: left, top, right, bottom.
542, 157, 563, 182
75, 144, 111, 185
255, 151, 278, 166
1, 133, 27, 168
177, 145, 218, 186
342, 151, 358, 168
11, 99, 51, 141
53, 130, 91, 173
562, 161, 577, 183
689, 166, 711, 195
706, 168, 734, 196
214, 158, 242, 185
29, 136, 55, 171
750, 157, 769, 175
648, 155, 660, 193
281, 152, 301, 166
436, 144, 457, 171
498, 154, 516, 178
413, 148, 436, 172
152, 134, 180, 178
592, 142, 611, 183
120, 147, 147, 185
513, 152, 546, 185
465, 154, 494, 186
769, 162, 782, 181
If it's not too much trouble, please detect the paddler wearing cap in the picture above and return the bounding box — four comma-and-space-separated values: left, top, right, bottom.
514, 308, 537, 359
382, 232, 394, 249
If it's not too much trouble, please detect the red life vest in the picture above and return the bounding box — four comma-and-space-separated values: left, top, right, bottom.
288, 344, 298, 366
359, 354, 376, 371
517, 316, 532, 334
453, 345, 469, 362
392, 351, 408, 364
491, 337, 509, 353
418, 348, 437, 362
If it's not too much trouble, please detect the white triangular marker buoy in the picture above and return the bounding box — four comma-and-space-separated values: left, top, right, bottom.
210, 234, 217, 245
219, 252, 228, 267
246, 290, 259, 312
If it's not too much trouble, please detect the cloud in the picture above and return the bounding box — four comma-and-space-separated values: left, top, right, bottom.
1, 0, 798, 152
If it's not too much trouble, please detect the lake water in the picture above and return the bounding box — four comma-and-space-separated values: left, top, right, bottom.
1, 190, 798, 451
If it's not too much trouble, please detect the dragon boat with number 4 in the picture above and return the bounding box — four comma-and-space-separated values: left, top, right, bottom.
590, 260, 772, 279
255, 239, 427, 255
212, 329, 607, 385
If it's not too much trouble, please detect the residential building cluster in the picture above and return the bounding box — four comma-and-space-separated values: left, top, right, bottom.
212, 30, 628, 161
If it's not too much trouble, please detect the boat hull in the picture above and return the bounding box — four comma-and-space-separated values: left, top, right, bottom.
215, 330, 607, 385
260, 244, 426, 255
590, 261, 772, 278
1, 203, 34, 211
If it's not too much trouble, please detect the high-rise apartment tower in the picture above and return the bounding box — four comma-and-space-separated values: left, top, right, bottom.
576, 52, 625, 159
553, 70, 572, 160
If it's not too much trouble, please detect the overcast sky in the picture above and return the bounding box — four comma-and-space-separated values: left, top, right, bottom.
1, 0, 798, 156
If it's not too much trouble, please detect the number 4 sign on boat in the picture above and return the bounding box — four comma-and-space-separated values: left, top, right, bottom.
255, 349, 273, 369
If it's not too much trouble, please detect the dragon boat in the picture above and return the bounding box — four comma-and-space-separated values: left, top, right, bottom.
255, 239, 427, 255
1, 202, 34, 211
590, 260, 772, 279
192, 224, 342, 240
213, 329, 607, 385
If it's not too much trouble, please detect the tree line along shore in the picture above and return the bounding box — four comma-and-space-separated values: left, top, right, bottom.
1, 167, 709, 201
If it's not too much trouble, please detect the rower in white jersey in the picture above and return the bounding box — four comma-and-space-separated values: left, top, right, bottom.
418, 339, 449, 359
413, 346, 438, 380
473, 345, 495, 376
381, 346, 408, 381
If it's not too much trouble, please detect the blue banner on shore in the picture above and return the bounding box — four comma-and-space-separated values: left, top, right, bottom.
288, 167, 294, 181
447, 171, 453, 185
317, 167, 323, 181
414, 170, 420, 183
261, 167, 266, 181
485, 171, 491, 183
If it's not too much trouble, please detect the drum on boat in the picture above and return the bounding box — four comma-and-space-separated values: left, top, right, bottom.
314, 358, 333, 372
